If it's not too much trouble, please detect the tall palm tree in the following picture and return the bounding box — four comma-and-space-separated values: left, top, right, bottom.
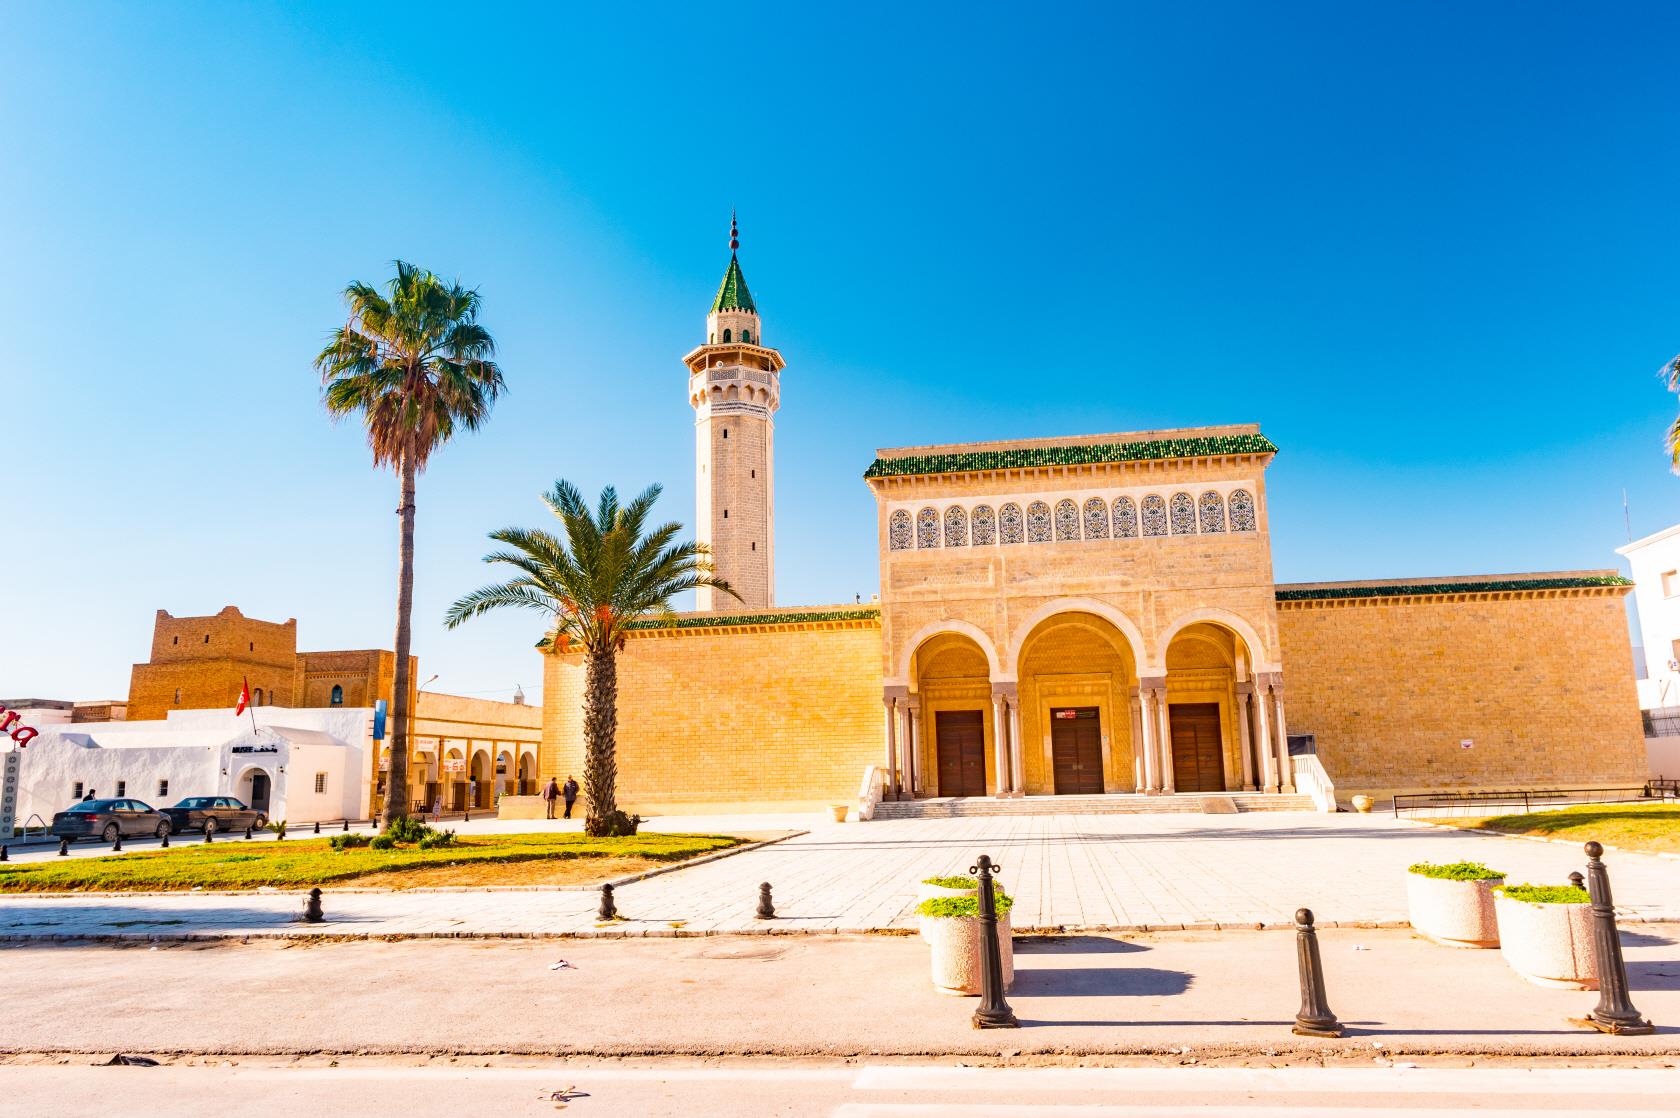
1666, 354, 1680, 469
316, 261, 505, 827
444, 480, 736, 835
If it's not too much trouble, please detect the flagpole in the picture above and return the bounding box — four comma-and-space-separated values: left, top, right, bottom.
244, 676, 258, 736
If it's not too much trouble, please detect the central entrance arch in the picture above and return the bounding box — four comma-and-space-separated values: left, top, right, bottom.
1015, 610, 1140, 795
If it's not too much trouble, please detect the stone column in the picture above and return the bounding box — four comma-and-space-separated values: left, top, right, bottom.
882, 686, 905, 799
1128, 688, 1145, 793
895, 701, 914, 798
905, 695, 923, 798
1271, 680, 1295, 794
1137, 677, 1164, 793
1252, 675, 1277, 792
1155, 687, 1176, 795
1235, 682, 1257, 792
989, 690, 1009, 795
1007, 696, 1024, 795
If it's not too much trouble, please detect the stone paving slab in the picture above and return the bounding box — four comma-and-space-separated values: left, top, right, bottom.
0, 812, 1675, 940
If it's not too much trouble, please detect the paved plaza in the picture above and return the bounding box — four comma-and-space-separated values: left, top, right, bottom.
0, 811, 1675, 940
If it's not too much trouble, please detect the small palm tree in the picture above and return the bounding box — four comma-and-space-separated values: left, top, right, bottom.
444, 480, 736, 835
317, 261, 505, 828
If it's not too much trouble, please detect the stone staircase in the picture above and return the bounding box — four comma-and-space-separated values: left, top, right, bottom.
871, 792, 1317, 819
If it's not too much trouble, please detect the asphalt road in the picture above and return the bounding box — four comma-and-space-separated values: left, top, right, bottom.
3, 1061, 1677, 1117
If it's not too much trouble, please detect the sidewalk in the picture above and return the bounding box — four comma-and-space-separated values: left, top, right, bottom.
0, 929, 1674, 1058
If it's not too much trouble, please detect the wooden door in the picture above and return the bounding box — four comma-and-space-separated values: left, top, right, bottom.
1169, 703, 1225, 793
935, 710, 987, 797
1050, 707, 1104, 794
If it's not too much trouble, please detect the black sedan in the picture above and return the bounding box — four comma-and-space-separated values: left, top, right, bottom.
161, 796, 267, 835
51, 799, 170, 843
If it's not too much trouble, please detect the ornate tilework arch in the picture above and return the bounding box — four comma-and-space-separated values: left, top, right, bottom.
944, 505, 969, 546
916, 507, 940, 548
888, 509, 913, 551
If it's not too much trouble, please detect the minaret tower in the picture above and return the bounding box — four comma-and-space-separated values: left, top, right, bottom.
685, 213, 785, 610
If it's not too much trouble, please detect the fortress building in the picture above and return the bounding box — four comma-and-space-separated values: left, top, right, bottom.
542, 225, 1648, 816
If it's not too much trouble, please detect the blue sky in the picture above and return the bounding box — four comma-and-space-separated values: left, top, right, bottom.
4, 2, 1679, 702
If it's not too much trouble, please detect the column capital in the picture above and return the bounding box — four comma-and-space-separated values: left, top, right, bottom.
1137, 674, 1167, 693
989, 680, 1019, 701
882, 684, 910, 703
904, 693, 922, 713
1235, 680, 1254, 696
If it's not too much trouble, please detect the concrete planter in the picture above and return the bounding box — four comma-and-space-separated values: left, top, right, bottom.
1494, 893, 1597, 990
1406, 872, 1503, 948
1351, 794, 1374, 813
829, 804, 849, 823
925, 911, 1014, 996
916, 881, 979, 941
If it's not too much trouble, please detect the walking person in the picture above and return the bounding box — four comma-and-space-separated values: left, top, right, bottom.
562, 775, 579, 820
541, 776, 560, 820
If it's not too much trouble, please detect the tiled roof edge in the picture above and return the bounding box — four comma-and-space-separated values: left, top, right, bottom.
1275, 575, 1633, 601
623, 607, 881, 631
864, 433, 1277, 479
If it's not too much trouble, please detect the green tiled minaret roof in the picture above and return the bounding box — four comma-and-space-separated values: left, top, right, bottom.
711, 254, 756, 314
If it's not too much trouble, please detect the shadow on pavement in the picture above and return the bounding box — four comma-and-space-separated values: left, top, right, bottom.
1010, 965, 1191, 998
1628, 960, 1680, 992
0, 902, 328, 934
1016, 935, 1149, 955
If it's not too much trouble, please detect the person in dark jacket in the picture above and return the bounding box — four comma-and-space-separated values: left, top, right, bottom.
562, 776, 579, 819
541, 777, 560, 820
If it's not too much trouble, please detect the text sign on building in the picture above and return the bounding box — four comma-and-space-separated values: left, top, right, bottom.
0, 753, 19, 837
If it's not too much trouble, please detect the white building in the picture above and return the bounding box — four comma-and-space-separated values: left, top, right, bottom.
9, 707, 372, 829
1617, 524, 1680, 777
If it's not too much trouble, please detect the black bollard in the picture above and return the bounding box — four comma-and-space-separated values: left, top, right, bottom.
1569, 871, 1585, 891
302, 887, 324, 924
314, 821, 321, 835
756, 882, 776, 920
598, 883, 617, 920
464, 811, 471, 823
1292, 908, 1343, 1037
0, 844, 7, 862
160, 831, 169, 849
112, 832, 122, 853
970, 854, 1019, 1029
204, 826, 213, 844
342, 820, 349, 833
58, 838, 69, 857
244, 824, 253, 840
1579, 841, 1654, 1034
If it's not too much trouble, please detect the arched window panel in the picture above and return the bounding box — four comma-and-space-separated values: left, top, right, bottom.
1199, 491, 1227, 533
1000, 502, 1025, 544
1083, 498, 1109, 539
971, 505, 997, 545
1229, 489, 1257, 532
1141, 494, 1168, 537
1054, 499, 1080, 541
1026, 500, 1052, 543
916, 507, 941, 549
1113, 496, 1138, 539
330, 684, 344, 705
888, 509, 913, 551
1169, 492, 1197, 535
944, 505, 969, 547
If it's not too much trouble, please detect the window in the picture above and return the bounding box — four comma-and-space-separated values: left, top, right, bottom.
944, 506, 969, 546
172, 636, 178, 645
916, 508, 941, 548
249, 642, 254, 652
1113, 497, 1138, 538
204, 634, 210, 643
1228, 489, 1257, 532
722, 328, 732, 342
1054, 499, 1080, 541
330, 685, 344, 705
1026, 501, 1052, 543
1664, 570, 1680, 598
174, 688, 181, 704
1199, 491, 1227, 533
751, 541, 756, 550
742, 329, 753, 344
72, 782, 83, 800
253, 688, 263, 706
1169, 492, 1197, 535
751, 470, 755, 478
889, 509, 913, 550
314, 773, 328, 794
971, 505, 996, 545
116, 781, 126, 797
157, 779, 169, 798
723, 509, 729, 518
1000, 502, 1025, 544
1083, 498, 1108, 539
1141, 495, 1168, 537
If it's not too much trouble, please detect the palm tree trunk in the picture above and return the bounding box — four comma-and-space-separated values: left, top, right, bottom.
384, 452, 417, 829
582, 643, 619, 829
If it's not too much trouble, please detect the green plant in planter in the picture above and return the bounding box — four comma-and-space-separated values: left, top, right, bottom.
269, 820, 288, 839
1407, 860, 1504, 881
922, 875, 978, 890
1495, 883, 1590, 904
917, 893, 1015, 918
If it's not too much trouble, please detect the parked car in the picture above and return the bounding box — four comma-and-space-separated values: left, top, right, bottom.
161, 796, 267, 835
51, 799, 170, 843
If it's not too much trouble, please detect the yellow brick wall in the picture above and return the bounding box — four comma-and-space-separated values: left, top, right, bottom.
542, 616, 883, 814
1278, 589, 1648, 796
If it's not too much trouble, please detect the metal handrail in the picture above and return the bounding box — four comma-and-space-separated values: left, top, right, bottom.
1392, 784, 1677, 818
19, 814, 47, 840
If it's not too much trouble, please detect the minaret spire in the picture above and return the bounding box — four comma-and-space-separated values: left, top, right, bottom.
730, 209, 739, 255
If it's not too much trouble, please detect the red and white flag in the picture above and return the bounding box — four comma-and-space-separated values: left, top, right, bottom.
235, 677, 251, 717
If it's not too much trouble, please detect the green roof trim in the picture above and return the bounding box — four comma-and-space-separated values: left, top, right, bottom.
864, 433, 1277, 479
1276, 575, 1632, 602
624, 607, 880, 631
710, 255, 756, 314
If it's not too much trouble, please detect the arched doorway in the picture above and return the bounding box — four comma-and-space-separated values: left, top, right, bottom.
237, 767, 274, 813
469, 751, 491, 809
1161, 622, 1251, 793
516, 752, 535, 796
496, 749, 514, 797
444, 747, 467, 810
1015, 611, 1140, 795
910, 632, 995, 797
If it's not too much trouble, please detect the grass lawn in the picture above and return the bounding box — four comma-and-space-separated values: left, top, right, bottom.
0, 832, 743, 892
1455, 802, 1680, 854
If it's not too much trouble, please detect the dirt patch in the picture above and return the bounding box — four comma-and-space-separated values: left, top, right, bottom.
365, 855, 668, 890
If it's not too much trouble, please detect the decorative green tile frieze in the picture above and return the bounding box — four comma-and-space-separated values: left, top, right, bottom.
863, 433, 1278, 479
1275, 575, 1632, 602
623, 607, 880, 631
